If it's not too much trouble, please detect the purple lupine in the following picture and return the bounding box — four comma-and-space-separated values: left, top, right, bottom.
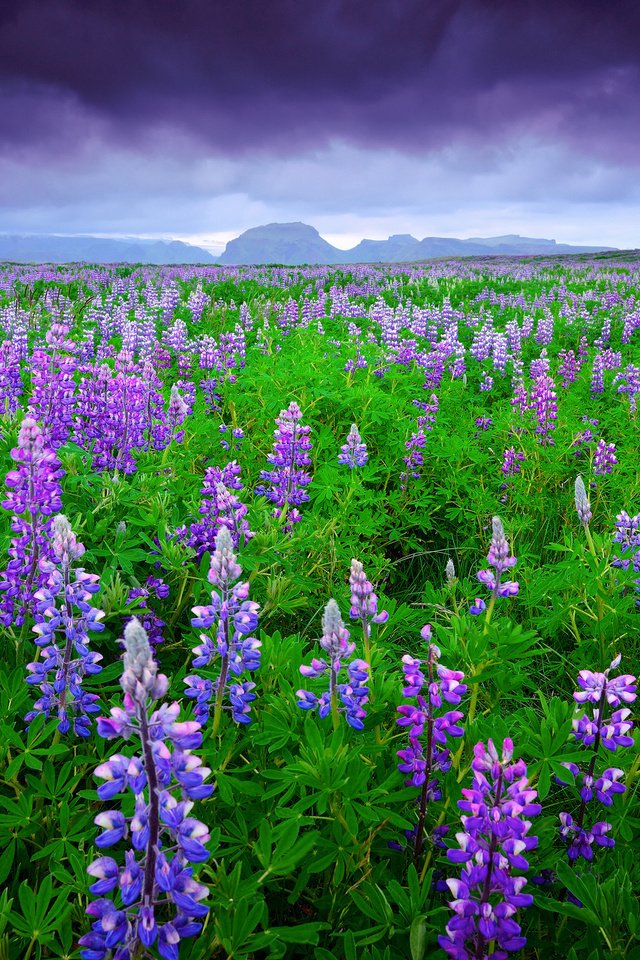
79, 619, 213, 960
501, 447, 525, 478
396, 628, 466, 863
593, 438, 617, 476
25, 515, 104, 737
558, 655, 636, 864
184, 527, 260, 735
181, 461, 253, 561
125, 576, 170, 646
348, 559, 388, 664
0, 417, 65, 627
256, 401, 313, 530
439, 739, 541, 960
471, 517, 519, 616
528, 372, 557, 445
338, 423, 368, 469
297, 598, 370, 731
611, 510, 640, 602
574, 475, 592, 527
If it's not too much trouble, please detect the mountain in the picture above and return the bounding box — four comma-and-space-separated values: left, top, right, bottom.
219, 223, 616, 264
0, 235, 216, 264
219, 222, 339, 265
0, 224, 616, 265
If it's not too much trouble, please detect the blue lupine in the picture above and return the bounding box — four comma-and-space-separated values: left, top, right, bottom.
440, 738, 541, 960
184, 526, 260, 734
558, 655, 636, 864
338, 423, 368, 469
471, 516, 519, 616
25, 515, 104, 737
348, 558, 388, 665
79, 619, 213, 960
256, 400, 313, 530
396, 628, 466, 862
0, 416, 65, 626
297, 598, 369, 730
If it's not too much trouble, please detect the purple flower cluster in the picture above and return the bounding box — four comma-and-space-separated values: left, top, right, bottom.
528, 372, 557, 444
558, 656, 636, 864
440, 739, 541, 960
181, 461, 253, 562
80, 619, 213, 960
348, 559, 388, 664
25, 515, 104, 737
297, 598, 369, 730
593, 438, 617, 476
396, 628, 466, 860
501, 447, 525, 478
125, 576, 170, 647
470, 517, 519, 615
0, 417, 65, 627
338, 423, 368, 469
184, 527, 260, 734
612, 510, 640, 602
256, 401, 313, 530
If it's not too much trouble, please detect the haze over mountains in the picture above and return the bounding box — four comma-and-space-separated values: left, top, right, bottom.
0, 222, 616, 266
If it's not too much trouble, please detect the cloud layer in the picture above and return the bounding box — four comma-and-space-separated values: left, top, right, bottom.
1, 0, 639, 246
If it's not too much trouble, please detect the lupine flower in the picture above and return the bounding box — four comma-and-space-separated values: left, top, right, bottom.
79, 619, 213, 960
348, 559, 388, 663
297, 598, 369, 730
440, 738, 541, 960
125, 576, 170, 646
25, 515, 104, 736
501, 447, 525, 478
0, 417, 65, 626
593, 438, 617, 476
445, 559, 456, 586
472, 517, 519, 612
256, 400, 313, 530
184, 527, 260, 735
574, 475, 592, 526
338, 423, 368, 469
528, 372, 558, 445
396, 628, 466, 862
611, 509, 640, 603
558, 656, 636, 864
180, 461, 253, 561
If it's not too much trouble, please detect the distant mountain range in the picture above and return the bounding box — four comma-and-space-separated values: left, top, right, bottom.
0, 223, 617, 265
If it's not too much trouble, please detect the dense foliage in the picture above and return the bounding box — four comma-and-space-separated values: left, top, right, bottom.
0, 253, 638, 960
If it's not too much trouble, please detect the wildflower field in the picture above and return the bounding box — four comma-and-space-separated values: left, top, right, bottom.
0, 253, 639, 960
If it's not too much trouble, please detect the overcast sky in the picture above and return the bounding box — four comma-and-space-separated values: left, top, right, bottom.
1, 0, 639, 251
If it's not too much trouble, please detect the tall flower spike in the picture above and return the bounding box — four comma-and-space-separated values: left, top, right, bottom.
80, 619, 213, 960
396, 627, 466, 863
184, 526, 260, 735
558, 656, 636, 865
473, 516, 519, 614
297, 598, 369, 730
440, 739, 541, 960
349, 559, 388, 664
256, 400, 313, 531
25, 514, 104, 737
575, 475, 592, 526
0, 417, 65, 626
338, 423, 368, 469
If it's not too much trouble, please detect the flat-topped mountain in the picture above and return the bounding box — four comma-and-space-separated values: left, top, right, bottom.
220, 223, 615, 264
219, 222, 339, 265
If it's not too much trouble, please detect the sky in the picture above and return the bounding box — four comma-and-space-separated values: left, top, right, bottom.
1, 0, 639, 251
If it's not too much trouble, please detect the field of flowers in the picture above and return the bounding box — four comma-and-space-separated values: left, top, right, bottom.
0, 253, 638, 960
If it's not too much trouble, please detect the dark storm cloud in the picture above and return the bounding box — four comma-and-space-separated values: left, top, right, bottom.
1, 0, 639, 159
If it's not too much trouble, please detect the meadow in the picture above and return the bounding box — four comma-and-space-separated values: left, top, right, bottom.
0, 252, 638, 960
